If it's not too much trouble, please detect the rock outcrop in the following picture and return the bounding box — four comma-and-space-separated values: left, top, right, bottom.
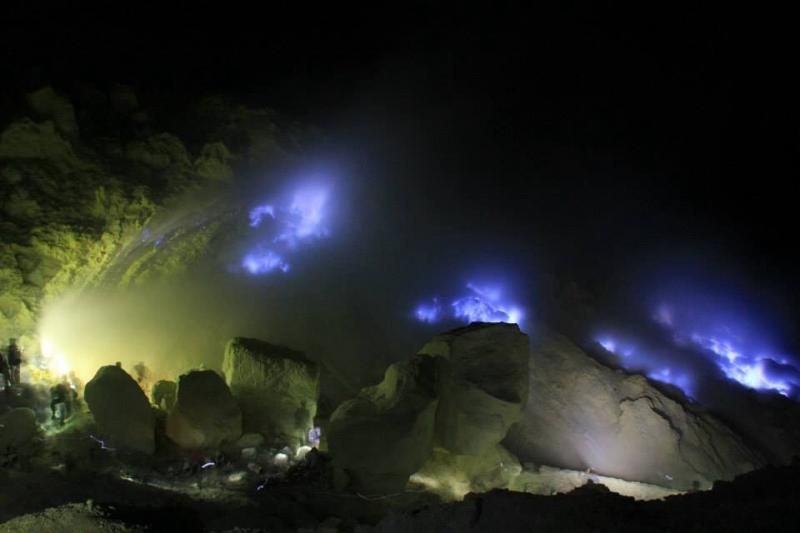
166, 370, 242, 450
222, 337, 320, 447
328, 323, 530, 494
327, 354, 440, 494
505, 328, 763, 491
84, 365, 155, 454
419, 323, 529, 455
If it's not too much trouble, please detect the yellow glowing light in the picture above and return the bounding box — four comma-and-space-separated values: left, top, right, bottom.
41, 338, 71, 377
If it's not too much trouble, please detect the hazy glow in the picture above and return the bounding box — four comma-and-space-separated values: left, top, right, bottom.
243, 183, 332, 275
414, 282, 524, 326
41, 337, 71, 377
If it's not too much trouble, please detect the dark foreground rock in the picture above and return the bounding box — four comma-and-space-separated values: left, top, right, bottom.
166, 369, 242, 450
84, 365, 155, 454
361, 464, 800, 533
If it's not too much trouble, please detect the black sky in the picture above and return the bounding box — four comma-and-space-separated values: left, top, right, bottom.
3, 3, 799, 329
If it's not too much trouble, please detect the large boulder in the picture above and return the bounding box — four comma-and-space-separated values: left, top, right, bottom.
505, 328, 763, 491
166, 370, 242, 450
84, 365, 155, 454
327, 354, 440, 494
222, 337, 320, 447
419, 322, 529, 455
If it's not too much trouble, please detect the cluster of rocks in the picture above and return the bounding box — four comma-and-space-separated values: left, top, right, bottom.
82, 337, 319, 457
50, 321, 785, 504
327, 322, 530, 495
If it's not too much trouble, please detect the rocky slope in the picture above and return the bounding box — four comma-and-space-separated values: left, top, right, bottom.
505, 327, 764, 491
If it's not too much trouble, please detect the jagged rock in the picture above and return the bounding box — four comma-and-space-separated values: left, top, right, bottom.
222, 337, 320, 447
0, 408, 38, 452
166, 370, 242, 450
194, 142, 233, 180
327, 354, 439, 494
419, 323, 529, 455
151, 379, 177, 410
84, 365, 155, 454
504, 328, 763, 491
26, 87, 79, 138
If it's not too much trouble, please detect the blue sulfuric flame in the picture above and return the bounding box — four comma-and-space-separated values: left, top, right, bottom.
274, 186, 329, 246
242, 249, 290, 275
595, 293, 800, 399
594, 331, 697, 397
249, 204, 275, 227
414, 282, 524, 326
242, 183, 332, 275
414, 298, 442, 323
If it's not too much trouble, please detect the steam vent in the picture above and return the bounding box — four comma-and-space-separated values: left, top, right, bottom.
1, 6, 798, 532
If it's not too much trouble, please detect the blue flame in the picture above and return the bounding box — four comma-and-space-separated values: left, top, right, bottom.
594, 288, 800, 400
415, 298, 442, 323
414, 282, 524, 326
249, 204, 275, 227
274, 186, 329, 246
657, 302, 800, 397
242, 249, 290, 275
242, 183, 332, 275
594, 331, 697, 397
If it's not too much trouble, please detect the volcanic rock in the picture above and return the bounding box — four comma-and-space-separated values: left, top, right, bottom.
327, 354, 440, 494
84, 365, 155, 454
166, 369, 242, 450
505, 328, 763, 491
419, 322, 529, 455
222, 337, 320, 447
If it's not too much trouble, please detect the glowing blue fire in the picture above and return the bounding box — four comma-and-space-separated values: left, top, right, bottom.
274, 186, 329, 246
242, 183, 332, 275
452, 283, 523, 324
414, 282, 524, 326
242, 249, 290, 274
594, 332, 696, 397
249, 204, 275, 227
595, 291, 800, 400
653, 299, 800, 398
415, 298, 442, 324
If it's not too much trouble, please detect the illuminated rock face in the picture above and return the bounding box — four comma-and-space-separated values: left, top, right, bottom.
327, 354, 440, 494
505, 329, 763, 491
166, 370, 242, 451
328, 323, 529, 494
84, 365, 155, 454
419, 322, 529, 455
222, 337, 319, 448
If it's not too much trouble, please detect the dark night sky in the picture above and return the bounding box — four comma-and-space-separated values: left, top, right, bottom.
3, 3, 799, 332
